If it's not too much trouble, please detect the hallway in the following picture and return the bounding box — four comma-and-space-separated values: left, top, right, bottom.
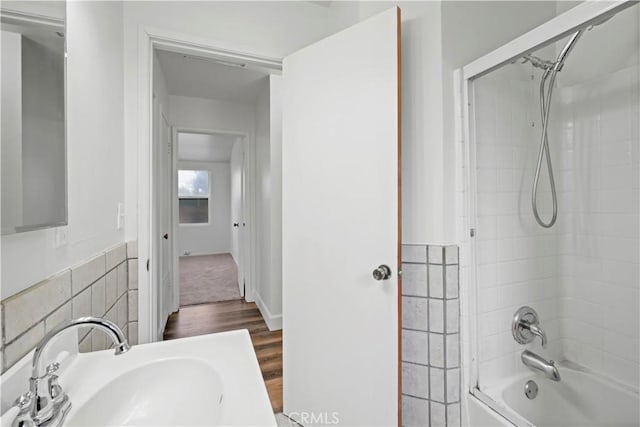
179, 253, 240, 306
163, 299, 283, 412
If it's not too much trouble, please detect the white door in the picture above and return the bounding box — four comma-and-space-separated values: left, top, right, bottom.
282, 7, 400, 426
159, 110, 173, 328
230, 137, 245, 296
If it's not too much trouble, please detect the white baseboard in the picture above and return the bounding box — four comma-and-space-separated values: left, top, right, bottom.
255, 293, 282, 331
179, 250, 231, 257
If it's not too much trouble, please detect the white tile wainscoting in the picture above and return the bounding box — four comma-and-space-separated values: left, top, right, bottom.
0, 241, 139, 373
402, 244, 461, 427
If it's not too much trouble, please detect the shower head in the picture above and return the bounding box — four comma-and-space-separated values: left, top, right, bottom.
553, 30, 584, 71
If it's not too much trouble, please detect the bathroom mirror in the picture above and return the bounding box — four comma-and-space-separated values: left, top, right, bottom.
1, 5, 67, 235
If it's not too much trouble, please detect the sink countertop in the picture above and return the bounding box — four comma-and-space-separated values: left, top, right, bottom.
2, 329, 276, 426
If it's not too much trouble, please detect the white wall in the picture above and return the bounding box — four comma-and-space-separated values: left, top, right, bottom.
255, 80, 271, 314
253, 75, 283, 329
169, 95, 255, 133
1, 1, 65, 20
268, 75, 283, 323
177, 160, 231, 256
230, 139, 244, 266
325, 1, 558, 244
1, 1, 125, 299
122, 1, 332, 240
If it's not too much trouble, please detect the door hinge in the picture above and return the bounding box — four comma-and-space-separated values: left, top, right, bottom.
470, 228, 476, 238
146, 259, 150, 272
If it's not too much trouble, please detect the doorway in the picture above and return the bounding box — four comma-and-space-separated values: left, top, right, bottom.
140, 7, 401, 423
174, 130, 244, 307
150, 46, 284, 413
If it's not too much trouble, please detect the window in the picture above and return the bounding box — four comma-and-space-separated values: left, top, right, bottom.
178, 170, 209, 224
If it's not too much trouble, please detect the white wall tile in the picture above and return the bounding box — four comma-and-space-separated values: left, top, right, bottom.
402, 264, 427, 297
402, 395, 429, 427
446, 369, 460, 402
428, 246, 443, 264
105, 270, 118, 310
446, 335, 460, 368
430, 333, 444, 368
429, 300, 444, 333
402, 363, 429, 399
403, 245, 427, 264
71, 255, 106, 295
127, 241, 138, 259
45, 302, 72, 334
446, 403, 461, 427
106, 244, 127, 271
403, 330, 429, 365
91, 277, 106, 318
430, 368, 444, 403
79, 333, 92, 353
4, 322, 44, 368
72, 288, 92, 319
470, 63, 640, 390
429, 265, 444, 298
3, 270, 71, 342
128, 290, 138, 322
128, 259, 138, 290
117, 263, 128, 297
445, 266, 459, 299
446, 300, 459, 334
128, 321, 138, 345
430, 402, 446, 427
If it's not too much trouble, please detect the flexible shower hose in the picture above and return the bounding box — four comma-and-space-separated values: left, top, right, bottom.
531, 67, 559, 228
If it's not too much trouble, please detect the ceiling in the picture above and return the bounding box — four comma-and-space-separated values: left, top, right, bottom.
178, 132, 238, 162
156, 50, 271, 103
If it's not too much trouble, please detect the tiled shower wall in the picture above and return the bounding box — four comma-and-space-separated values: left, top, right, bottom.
0, 241, 139, 373
472, 63, 564, 389
401, 244, 461, 427
556, 62, 640, 387
465, 10, 639, 393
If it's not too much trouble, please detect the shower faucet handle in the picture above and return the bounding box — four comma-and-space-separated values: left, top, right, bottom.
512, 306, 547, 348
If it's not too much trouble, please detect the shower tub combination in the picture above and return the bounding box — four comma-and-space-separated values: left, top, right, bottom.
483, 364, 639, 426
457, 1, 639, 426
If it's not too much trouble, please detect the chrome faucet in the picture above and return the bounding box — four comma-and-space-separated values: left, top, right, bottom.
12, 317, 130, 427
522, 350, 561, 381
512, 306, 547, 348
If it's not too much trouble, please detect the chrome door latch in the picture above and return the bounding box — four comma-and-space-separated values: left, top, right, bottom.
372, 265, 392, 281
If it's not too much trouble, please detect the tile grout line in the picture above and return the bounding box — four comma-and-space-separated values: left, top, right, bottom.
2, 249, 136, 371
442, 246, 448, 426
425, 245, 432, 427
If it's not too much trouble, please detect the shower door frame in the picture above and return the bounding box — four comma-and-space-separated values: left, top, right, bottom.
456, 1, 638, 425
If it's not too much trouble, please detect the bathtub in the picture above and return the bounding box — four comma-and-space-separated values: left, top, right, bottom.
477, 362, 639, 427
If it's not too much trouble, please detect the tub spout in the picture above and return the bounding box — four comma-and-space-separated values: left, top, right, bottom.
521, 350, 561, 381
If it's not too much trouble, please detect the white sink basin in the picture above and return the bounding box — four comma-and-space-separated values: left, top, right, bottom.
0, 329, 275, 426
66, 358, 224, 426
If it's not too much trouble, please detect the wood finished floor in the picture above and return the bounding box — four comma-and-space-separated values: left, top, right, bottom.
163, 299, 283, 412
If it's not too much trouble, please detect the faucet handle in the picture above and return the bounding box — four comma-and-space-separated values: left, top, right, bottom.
12, 392, 36, 427
512, 306, 547, 347
46, 363, 60, 375
14, 392, 34, 409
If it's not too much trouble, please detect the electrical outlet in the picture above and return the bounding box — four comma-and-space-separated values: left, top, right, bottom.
117, 202, 125, 229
